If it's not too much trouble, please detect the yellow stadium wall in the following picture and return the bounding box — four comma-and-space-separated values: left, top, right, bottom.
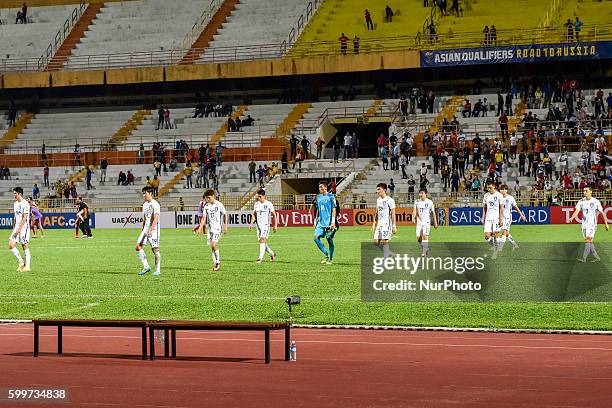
0, 50, 419, 89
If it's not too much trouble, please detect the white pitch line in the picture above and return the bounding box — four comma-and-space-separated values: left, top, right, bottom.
33, 302, 100, 319
0, 293, 360, 302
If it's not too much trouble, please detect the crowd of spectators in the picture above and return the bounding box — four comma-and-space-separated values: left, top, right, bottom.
0, 166, 11, 180
193, 102, 233, 118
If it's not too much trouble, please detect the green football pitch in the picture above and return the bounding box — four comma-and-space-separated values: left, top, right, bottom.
1, 225, 610, 330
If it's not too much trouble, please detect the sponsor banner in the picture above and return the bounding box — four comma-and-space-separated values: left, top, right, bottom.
40, 212, 96, 229
550, 206, 612, 224
353, 208, 449, 226
276, 209, 354, 227
0, 214, 14, 229
95, 212, 145, 229
449, 207, 550, 226
420, 41, 612, 67
174, 211, 252, 228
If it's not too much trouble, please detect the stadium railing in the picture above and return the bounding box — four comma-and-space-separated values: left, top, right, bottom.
2, 24, 610, 73
5, 189, 608, 214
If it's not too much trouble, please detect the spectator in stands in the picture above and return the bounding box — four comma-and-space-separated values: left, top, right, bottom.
156, 106, 165, 130
193, 102, 205, 118
385, 5, 394, 22
483, 26, 490, 46
472, 99, 483, 117
86, 166, 93, 190
499, 112, 509, 140
154, 159, 161, 176
351, 132, 360, 158
184, 164, 193, 189
333, 139, 341, 163
7, 106, 17, 127
248, 160, 256, 183
32, 184, 39, 199
574, 17, 583, 41
138, 144, 145, 164
164, 107, 172, 129
564, 19, 574, 42
427, 91, 435, 114
364, 9, 374, 30
74, 144, 81, 167
99, 157, 108, 184
315, 136, 324, 160
428, 22, 437, 44
353, 35, 360, 54
301, 136, 310, 158
16, 3, 27, 24
505, 91, 513, 115
43, 165, 49, 187
343, 132, 352, 160
244, 114, 255, 126
489, 25, 497, 45
338, 33, 349, 55
118, 171, 127, 185
462, 100, 471, 117
215, 143, 224, 166
289, 134, 298, 160
294, 148, 304, 173
122, 170, 133, 186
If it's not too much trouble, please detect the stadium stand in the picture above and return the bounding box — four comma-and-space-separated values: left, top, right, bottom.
0, 4, 75, 60
197, 0, 308, 63
11, 110, 136, 153
289, 0, 429, 57
64, 0, 218, 69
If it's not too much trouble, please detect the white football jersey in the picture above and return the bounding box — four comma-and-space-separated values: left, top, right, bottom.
254, 200, 275, 229
502, 195, 517, 220
575, 198, 603, 226
142, 199, 161, 229
376, 196, 396, 227
414, 198, 435, 225
205, 201, 227, 231
483, 191, 504, 221
13, 200, 30, 229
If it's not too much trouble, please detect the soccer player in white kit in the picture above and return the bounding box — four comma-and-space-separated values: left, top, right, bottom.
569, 186, 609, 262
249, 189, 278, 263
9, 187, 31, 272
197, 189, 228, 271
372, 183, 397, 258
413, 188, 438, 257
136, 187, 161, 276
482, 181, 504, 256
499, 184, 526, 251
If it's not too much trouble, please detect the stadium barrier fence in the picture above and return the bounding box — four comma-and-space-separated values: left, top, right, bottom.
1, 24, 610, 73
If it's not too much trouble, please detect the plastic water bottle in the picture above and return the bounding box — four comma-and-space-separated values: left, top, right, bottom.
289, 341, 297, 362
154, 329, 165, 344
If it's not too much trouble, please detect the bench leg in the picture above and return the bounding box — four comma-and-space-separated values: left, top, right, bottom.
265, 329, 270, 364
149, 327, 155, 361
171, 330, 176, 358
164, 329, 169, 358
34, 323, 39, 357
141, 327, 147, 360
285, 326, 290, 361
57, 325, 62, 355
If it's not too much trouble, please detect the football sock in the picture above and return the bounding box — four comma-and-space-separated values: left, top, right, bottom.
138, 250, 149, 268
327, 238, 335, 260
211, 251, 217, 263
590, 243, 599, 259
214, 250, 220, 263
582, 243, 590, 261
507, 234, 517, 247
499, 235, 506, 250
154, 252, 161, 273
422, 240, 429, 255
24, 249, 30, 268
259, 243, 266, 260
11, 247, 22, 263
314, 238, 329, 257
265, 244, 274, 256
382, 243, 391, 258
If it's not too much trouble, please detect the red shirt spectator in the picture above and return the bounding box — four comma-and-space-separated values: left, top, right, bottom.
563, 174, 572, 189
43, 166, 49, 177
377, 134, 386, 148
498, 114, 508, 125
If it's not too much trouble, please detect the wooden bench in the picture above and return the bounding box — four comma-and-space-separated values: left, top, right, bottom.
147, 321, 290, 364
33, 320, 149, 360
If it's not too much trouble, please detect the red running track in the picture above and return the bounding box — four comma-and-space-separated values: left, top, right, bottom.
0, 323, 611, 407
